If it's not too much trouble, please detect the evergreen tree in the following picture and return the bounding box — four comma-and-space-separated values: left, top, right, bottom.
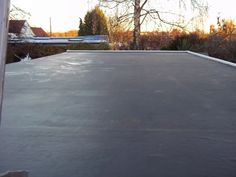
79, 18, 85, 36
79, 6, 109, 36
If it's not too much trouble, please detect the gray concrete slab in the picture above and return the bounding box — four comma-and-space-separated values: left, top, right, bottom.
0, 51, 236, 177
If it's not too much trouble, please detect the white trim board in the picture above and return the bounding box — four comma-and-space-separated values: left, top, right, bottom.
67, 50, 187, 53
187, 51, 236, 68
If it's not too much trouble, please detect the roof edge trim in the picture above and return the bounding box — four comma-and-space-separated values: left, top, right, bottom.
66, 50, 187, 53
187, 51, 236, 68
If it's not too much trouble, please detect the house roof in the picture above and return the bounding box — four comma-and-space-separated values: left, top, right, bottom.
8, 20, 26, 34
31, 27, 48, 37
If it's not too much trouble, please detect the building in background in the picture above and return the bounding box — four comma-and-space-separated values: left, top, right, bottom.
8, 20, 48, 38
31, 27, 48, 37
8, 20, 35, 38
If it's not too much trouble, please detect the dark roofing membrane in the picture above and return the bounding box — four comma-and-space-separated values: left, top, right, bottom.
0, 51, 236, 177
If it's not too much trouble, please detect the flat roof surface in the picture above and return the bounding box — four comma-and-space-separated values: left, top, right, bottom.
0, 51, 236, 177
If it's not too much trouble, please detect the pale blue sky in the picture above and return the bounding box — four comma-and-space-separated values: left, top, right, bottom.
11, 0, 236, 32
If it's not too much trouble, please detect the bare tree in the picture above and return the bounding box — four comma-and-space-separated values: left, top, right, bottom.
9, 4, 31, 20
100, 0, 208, 49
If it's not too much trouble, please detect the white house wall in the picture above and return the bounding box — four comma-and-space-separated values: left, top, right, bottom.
20, 21, 35, 38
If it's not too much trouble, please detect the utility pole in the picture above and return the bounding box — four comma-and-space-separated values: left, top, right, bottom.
49, 17, 52, 37
0, 0, 10, 125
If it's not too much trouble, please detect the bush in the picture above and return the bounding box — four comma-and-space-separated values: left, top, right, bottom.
140, 32, 172, 50
206, 35, 236, 63
68, 43, 110, 50
6, 42, 111, 64
7, 44, 66, 64
164, 33, 206, 52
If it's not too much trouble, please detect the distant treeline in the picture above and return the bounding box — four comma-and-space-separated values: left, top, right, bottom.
48, 30, 78, 37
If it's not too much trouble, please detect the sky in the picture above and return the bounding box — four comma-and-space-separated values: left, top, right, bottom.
10, 0, 236, 32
